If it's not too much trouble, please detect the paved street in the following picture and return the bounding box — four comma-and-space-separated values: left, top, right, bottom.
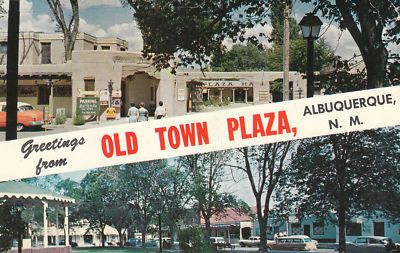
216, 247, 336, 253
0, 117, 130, 142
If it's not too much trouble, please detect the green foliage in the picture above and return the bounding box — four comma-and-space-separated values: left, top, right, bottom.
265, 38, 336, 72
275, 129, 400, 251
178, 226, 213, 253
73, 108, 85, 125
212, 44, 269, 72
55, 114, 67, 125
0, 204, 26, 253
0, 0, 5, 18
122, 0, 269, 72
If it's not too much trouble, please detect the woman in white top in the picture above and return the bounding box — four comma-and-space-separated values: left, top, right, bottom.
154, 101, 166, 119
127, 103, 138, 123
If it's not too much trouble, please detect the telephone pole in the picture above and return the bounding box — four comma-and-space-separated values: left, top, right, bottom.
6, 0, 20, 141
283, 0, 291, 101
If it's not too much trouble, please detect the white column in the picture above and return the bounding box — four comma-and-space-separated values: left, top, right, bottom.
64, 206, 69, 246
245, 89, 248, 103
55, 208, 59, 246
42, 201, 48, 247
232, 89, 235, 103
219, 89, 223, 103
207, 89, 210, 101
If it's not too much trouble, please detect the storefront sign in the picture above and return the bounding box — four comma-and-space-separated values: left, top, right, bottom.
0, 86, 399, 181
77, 97, 100, 115
200, 80, 253, 88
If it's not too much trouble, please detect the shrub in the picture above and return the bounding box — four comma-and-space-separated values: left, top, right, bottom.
73, 109, 85, 126
178, 226, 212, 253
55, 114, 67, 125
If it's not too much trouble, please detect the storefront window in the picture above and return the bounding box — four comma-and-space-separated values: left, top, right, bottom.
346, 222, 362, 236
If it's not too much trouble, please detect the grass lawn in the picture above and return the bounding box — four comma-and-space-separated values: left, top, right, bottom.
72, 247, 157, 253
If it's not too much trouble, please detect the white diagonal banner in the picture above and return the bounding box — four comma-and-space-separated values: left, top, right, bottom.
1, 86, 399, 181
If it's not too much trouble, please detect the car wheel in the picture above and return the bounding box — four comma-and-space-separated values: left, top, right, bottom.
240, 242, 245, 247
17, 124, 24, 132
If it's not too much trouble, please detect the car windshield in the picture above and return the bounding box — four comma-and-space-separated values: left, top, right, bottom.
304, 238, 312, 242
19, 105, 34, 111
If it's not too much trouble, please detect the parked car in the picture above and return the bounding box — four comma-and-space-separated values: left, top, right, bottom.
267, 235, 317, 251
346, 236, 398, 253
59, 240, 78, 247
239, 236, 261, 247
124, 238, 142, 247
210, 237, 232, 249
0, 102, 44, 131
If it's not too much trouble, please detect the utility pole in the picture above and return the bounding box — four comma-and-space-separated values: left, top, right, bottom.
6, 0, 20, 141
283, 0, 291, 101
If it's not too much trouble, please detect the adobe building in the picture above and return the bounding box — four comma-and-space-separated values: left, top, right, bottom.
0, 32, 307, 119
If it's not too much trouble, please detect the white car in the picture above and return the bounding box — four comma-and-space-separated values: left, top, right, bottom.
239, 236, 261, 247
346, 236, 396, 253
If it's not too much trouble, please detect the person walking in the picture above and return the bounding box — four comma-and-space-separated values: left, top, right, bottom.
137, 102, 149, 122
154, 101, 167, 119
127, 102, 138, 123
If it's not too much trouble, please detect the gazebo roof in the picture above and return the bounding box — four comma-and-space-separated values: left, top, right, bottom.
0, 181, 75, 205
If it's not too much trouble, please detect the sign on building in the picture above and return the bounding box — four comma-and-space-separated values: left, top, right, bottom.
200, 80, 253, 88
77, 97, 100, 115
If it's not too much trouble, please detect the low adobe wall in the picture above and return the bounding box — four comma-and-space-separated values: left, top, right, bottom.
7, 246, 71, 253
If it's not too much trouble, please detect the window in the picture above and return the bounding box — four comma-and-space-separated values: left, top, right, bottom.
0, 42, 7, 54
101, 46, 110, 50
94, 45, 98, 50
120, 47, 126, 51
346, 222, 362, 236
38, 85, 50, 105
313, 222, 324, 235
355, 238, 367, 244
41, 43, 51, 64
291, 223, 301, 235
84, 79, 95, 91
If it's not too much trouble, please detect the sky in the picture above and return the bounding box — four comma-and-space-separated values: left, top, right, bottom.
0, 0, 370, 206
0, 0, 362, 59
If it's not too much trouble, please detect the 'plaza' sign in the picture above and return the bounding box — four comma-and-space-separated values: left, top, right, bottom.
200, 80, 253, 88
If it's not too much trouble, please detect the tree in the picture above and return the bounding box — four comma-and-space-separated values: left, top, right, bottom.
79, 169, 114, 247
302, 0, 400, 88
277, 129, 400, 253
211, 44, 269, 72
0, 204, 26, 253
228, 143, 291, 253
180, 151, 249, 242
122, 0, 269, 72
124, 0, 398, 87
121, 160, 166, 248
46, 0, 79, 61
154, 163, 193, 242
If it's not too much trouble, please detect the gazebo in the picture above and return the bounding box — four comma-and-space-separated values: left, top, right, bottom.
0, 181, 75, 252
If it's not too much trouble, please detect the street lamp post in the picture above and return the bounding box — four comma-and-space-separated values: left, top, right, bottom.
47, 79, 53, 119
299, 13, 322, 98
108, 80, 113, 107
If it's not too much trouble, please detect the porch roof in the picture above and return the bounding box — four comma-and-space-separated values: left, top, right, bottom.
0, 181, 75, 204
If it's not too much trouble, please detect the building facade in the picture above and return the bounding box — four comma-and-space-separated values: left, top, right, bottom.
252, 214, 400, 243
0, 32, 307, 119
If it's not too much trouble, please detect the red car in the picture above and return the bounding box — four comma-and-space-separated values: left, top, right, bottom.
0, 102, 44, 131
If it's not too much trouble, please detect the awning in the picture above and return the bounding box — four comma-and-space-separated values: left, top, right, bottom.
0, 72, 72, 80
0, 181, 75, 204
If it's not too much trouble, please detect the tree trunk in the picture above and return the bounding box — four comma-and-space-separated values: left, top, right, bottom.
117, 229, 123, 247
101, 227, 105, 247
258, 215, 268, 253
141, 225, 146, 249
17, 233, 22, 253
365, 46, 388, 89
204, 217, 211, 244
338, 191, 347, 253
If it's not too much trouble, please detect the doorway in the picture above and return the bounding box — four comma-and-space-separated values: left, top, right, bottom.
303, 225, 311, 237
374, 222, 385, 236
